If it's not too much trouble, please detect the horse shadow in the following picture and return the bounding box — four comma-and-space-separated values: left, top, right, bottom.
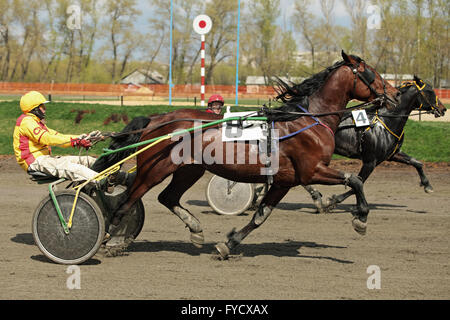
275, 202, 409, 214
128, 240, 353, 264
11, 233, 352, 264
186, 199, 411, 215
186, 200, 250, 216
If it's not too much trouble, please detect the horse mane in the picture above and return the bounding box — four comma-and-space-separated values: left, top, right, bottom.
90, 116, 151, 172
268, 59, 350, 122
274, 60, 349, 105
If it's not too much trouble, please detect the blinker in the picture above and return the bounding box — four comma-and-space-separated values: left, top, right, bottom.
361, 68, 376, 84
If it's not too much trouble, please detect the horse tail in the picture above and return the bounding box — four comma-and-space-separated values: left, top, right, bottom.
91, 116, 151, 172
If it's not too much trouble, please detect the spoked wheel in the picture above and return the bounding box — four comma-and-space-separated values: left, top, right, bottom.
32, 190, 105, 265
130, 199, 145, 239
94, 186, 145, 240
206, 175, 255, 215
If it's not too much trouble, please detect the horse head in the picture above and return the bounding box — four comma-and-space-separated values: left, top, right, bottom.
398, 76, 446, 118
341, 50, 399, 109
414, 75, 445, 117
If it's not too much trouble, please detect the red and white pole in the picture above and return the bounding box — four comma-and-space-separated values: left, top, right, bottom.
201, 34, 205, 107
193, 15, 212, 108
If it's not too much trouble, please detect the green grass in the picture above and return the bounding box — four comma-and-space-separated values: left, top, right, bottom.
2, 100, 259, 156
2, 100, 449, 161
402, 121, 450, 162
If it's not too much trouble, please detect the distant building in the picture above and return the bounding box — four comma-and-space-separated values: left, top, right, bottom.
120, 69, 165, 85
439, 79, 449, 88
245, 76, 304, 86
380, 74, 414, 86
293, 50, 341, 66
245, 76, 304, 94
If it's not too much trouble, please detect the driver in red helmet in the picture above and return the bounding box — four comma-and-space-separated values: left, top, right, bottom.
206, 94, 224, 114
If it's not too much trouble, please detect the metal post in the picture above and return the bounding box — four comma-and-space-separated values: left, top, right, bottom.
235, 0, 241, 106
169, 0, 174, 106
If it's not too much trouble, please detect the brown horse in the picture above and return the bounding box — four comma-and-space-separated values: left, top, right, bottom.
100, 51, 399, 259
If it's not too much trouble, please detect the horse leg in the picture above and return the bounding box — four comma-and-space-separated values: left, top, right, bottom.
103, 160, 179, 255
323, 160, 376, 213
110, 158, 179, 228
308, 162, 370, 235
215, 184, 290, 259
158, 165, 206, 248
303, 185, 325, 213
389, 151, 433, 193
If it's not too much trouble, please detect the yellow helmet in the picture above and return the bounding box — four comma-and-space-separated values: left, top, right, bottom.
20, 91, 49, 113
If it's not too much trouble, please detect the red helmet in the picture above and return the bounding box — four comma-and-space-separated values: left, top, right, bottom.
208, 94, 224, 106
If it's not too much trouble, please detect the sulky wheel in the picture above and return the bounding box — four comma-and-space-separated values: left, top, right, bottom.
130, 199, 145, 239
93, 186, 145, 240
206, 175, 255, 216
32, 190, 105, 265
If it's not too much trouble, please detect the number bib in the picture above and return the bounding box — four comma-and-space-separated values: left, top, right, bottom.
351, 110, 370, 127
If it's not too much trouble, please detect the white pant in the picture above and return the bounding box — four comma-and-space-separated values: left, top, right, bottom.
28, 155, 98, 182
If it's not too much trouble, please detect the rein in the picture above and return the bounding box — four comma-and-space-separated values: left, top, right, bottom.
276, 105, 334, 140
266, 97, 384, 118
103, 98, 382, 141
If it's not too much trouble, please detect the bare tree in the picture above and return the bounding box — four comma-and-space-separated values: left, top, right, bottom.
104, 0, 141, 83
148, 0, 202, 84
0, 0, 14, 80
319, 0, 337, 66
292, 0, 318, 71
204, 0, 238, 85
343, 0, 368, 58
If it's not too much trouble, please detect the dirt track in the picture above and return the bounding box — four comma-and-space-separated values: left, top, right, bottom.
0, 156, 449, 300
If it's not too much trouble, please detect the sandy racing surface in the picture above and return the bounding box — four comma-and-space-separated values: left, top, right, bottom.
0, 155, 449, 300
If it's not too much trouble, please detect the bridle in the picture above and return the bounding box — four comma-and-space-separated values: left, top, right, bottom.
399, 80, 441, 116
349, 60, 397, 109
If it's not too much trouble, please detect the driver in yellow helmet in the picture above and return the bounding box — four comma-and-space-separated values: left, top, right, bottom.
13, 91, 102, 182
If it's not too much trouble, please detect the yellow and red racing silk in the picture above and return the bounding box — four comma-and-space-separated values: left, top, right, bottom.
13, 113, 77, 171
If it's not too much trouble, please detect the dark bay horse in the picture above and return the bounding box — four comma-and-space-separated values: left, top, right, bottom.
303, 75, 446, 212
95, 51, 398, 259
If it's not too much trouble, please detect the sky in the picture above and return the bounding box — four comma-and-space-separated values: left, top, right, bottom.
133, 0, 355, 51
134, 0, 353, 27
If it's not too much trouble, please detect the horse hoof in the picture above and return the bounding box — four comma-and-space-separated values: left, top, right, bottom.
102, 232, 111, 244
102, 237, 133, 257
424, 186, 434, 194
190, 231, 204, 248
313, 201, 325, 214
352, 217, 367, 235
215, 243, 230, 259
323, 204, 336, 214
323, 197, 337, 213
315, 205, 325, 214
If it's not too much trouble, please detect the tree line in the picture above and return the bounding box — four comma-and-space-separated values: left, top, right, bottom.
0, 0, 448, 87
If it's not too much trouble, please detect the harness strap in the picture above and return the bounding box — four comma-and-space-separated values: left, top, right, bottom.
364, 110, 405, 159
276, 105, 335, 141
370, 110, 404, 140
